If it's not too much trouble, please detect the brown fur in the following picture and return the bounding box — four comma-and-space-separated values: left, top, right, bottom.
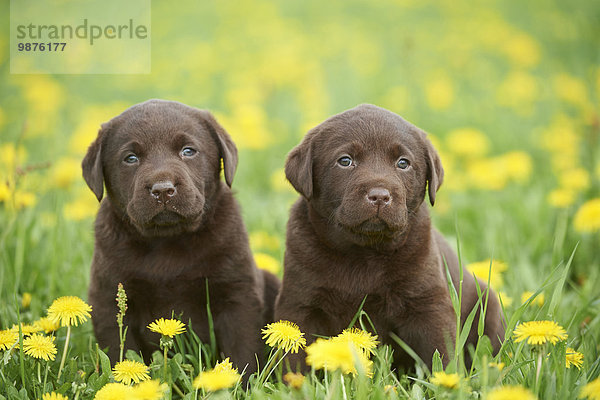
275, 104, 504, 370
83, 99, 280, 375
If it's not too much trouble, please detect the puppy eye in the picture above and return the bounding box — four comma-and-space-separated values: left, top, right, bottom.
181, 147, 197, 157
397, 158, 410, 169
337, 156, 353, 167
124, 154, 139, 164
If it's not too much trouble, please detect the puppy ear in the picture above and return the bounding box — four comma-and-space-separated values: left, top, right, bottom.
82, 124, 108, 202
199, 111, 238, 187
425, 138, 444, 206
285, 135, 313, 199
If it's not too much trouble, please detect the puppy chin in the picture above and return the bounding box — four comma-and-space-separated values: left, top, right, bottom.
132, 214, 204, 237
338, 217, 407, 247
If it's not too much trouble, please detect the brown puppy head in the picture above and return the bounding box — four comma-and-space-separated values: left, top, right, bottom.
82, 99, 238, 237
286, 104, 443, 247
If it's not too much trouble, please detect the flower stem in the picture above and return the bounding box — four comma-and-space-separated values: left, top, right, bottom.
535, 349, 543, 393
57, 325, 71, 379
163, 344, 168, 382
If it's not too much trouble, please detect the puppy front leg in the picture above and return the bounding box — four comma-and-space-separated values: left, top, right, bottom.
213, 298, 263, 379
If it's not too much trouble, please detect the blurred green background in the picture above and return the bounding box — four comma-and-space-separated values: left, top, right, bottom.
0, 0, 598, 321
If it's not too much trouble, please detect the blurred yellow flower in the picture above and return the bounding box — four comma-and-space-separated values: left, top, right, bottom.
47, 296, 92, 327
540, 115, 580, 168
112, 360, 150, 385
94, 382, 134, 400
270, 168, 296, 194
566, 347, 583, 370
425, 75, 454, 110
548, 188, 576, 208
446, 128, 489, 157
580, 377, 600, 400
69, 104, 128, 155
559, 168, 590, 191
496, 71, 539, 111
18, 75, 64, 114
35, 317, 60, 334
216, 105, 272, 150
430, 371, 460, 389
467, 259, 508, 288
574, 199, 600, 233
0, 182, 10, 202
51, 158, 81, 189
502, 32, 541, 68
332, 328, 379, 355
500, 151, 533, 183
23, 333, 57, 361
305, 338, 372, 376
283, 372, 305, 389
488, 385, 537, 400
498, 291, 513, 307
133, 379, 168, 400
0, 329, 19, 350
489, 362, 505, 371
250, 230, 281, 252
467, 158, 509, 191
193, 358, 240, 392
147, 318, 186, 338
63, 188, 99, 221
42, 393, 68, 400
0, 143, 27, 170
262, 320, 306, 353
12, 190, 37, 210
21, 292, 32, 308
254, 252, 281, 275
513, 320, 567, 345
553, 73, 589, 107
521, 291, 545, 307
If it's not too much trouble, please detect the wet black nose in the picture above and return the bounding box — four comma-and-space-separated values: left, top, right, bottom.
367, 187, 391, 206
151, 181, 177, 203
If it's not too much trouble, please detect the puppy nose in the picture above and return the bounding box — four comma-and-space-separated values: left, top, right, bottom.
367, 187, 391, 206
150, 181, 177, 203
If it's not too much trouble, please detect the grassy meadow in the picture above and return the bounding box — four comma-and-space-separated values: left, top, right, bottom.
1, 0, 600, 398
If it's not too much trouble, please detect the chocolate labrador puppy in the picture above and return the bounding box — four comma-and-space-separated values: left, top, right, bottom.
83, 99, 280, 375
275, 104, 504, 370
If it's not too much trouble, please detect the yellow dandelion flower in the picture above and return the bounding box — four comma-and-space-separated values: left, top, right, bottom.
22, 292, 32, 308
50, 158, 81, 189
332, 328, 379, 355
498, 291, 513, 307
94, 382, 134, 400
305, 338, 372, 376
487, 385, 537, 400
42, 392, 68, 400
466, 158, 509, 191
467, 259, 507, 288
133, 379, 168, 400
559, 168, 590, 192
283, 372, 305, 389
500, 151, 533, 183
521, 291, 545, 307
35, 317, 60, 334
112, 360, 150, 384
147, 318, 186, 337
574, 198, 600, 233
11, 323, 42, 336
269, 168, 296, 194
566, 347, 583, 370
502, 33, 541, 68
425, 75, 454, 110
254, 252, 281, 275
513, 320, 567, 345
193, 358, 240, 392
22, 333, 57, 361
548, 188, 576, 208
446, 128, 490, 157
430, 371, 460, 389
581, 377, 600, 400
262, 320, 306, 353
47, 296, 92, 327
0, 329, 19, 350
249, 230, 281, 252
553, 73, 589, 107
489, 362, 505, 371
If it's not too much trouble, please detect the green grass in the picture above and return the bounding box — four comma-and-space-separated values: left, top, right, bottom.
1, 0, 599, 398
